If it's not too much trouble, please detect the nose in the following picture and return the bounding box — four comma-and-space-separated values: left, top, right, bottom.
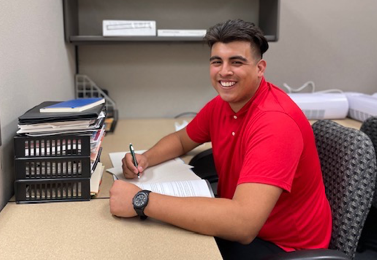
219, 63, 234, 77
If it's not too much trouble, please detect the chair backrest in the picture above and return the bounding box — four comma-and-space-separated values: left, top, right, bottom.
360, 116, 377, 208
189, 148, 218, 196
312, 120, 376, 259
189, 148, 218, 182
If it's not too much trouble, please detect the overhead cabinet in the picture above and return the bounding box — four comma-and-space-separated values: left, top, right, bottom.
63, 0, 280, 45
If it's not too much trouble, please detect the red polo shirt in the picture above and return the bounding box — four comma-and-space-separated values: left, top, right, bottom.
186, 77, 332, 251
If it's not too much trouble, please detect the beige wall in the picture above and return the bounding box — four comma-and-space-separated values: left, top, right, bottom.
265, 0, 377, 94
79, 0, 377, 119
0, 0, 76, 211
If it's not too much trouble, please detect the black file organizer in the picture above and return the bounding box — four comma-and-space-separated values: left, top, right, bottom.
14, 134, 92, 203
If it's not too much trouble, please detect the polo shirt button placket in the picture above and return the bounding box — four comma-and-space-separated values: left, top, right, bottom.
232, 115, 237, 137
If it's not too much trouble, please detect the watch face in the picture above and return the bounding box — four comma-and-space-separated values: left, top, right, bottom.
133, 192, 147, 207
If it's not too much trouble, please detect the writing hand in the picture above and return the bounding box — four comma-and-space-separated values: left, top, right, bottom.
122, 153, 148, 179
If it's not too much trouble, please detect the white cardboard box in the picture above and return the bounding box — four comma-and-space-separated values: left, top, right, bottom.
345, 92, 377, 121
103, 20, 156, 36
288, 93, 349, 120
157, 29, 206, 37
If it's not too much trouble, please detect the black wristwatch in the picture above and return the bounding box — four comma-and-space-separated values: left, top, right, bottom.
132, 190, 151, 220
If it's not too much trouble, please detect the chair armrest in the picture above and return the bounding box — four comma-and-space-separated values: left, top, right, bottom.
262, 249, 350, 260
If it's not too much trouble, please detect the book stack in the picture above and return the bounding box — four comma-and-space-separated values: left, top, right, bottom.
14, 98, 106, 203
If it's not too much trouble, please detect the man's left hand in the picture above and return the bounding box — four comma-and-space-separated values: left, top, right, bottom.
109, 180, 141, 217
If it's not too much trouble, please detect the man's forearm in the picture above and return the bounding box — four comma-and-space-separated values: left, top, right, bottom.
142, 183, 282, 244
143, 128, 199, 167
143, 133, 184, 166
145, 193, 258, 244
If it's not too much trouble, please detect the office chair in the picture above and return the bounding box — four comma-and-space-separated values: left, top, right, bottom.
360, 116, 377, 208
189, 148, 218, 196
266, 120, 377, 260
357, 116, 377, 252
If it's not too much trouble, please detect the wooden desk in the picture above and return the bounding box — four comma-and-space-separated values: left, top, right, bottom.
0, 200, 221, 259
310, 119, 361, 129
0, 118, 220, 260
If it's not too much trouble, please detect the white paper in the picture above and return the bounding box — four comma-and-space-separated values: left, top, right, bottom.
109, 150, 145, 168
90, 162, 104, 195
174, 120, 188, 131
17, 112, 106, 134
106, 151, 214, 197
107, 156, 199, 184
137, 179, 213, 197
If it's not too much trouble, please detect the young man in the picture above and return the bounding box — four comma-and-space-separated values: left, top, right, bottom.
110, 19, 332, 259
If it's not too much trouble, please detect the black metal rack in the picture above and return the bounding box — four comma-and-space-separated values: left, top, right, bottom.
14, 134, 92, 203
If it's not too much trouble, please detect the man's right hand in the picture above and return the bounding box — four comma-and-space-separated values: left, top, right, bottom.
122, 152, 149, 179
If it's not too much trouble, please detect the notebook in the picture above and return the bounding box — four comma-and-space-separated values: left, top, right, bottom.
40, 98, 105, 113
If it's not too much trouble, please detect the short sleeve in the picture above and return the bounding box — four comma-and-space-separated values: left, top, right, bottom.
186, 100, 215, 144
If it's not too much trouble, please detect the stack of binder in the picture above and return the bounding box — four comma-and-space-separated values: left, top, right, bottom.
14, 99, 106, 203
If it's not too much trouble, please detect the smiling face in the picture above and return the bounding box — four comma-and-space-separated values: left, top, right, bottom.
209, 41, 266, 112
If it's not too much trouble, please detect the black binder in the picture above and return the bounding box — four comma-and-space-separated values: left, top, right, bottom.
18, 101, 105, 124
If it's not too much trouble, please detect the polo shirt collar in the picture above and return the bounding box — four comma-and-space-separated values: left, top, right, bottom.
224, 77, 268, 117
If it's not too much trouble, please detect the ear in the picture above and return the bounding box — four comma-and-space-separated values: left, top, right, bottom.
257, 59, 267, 77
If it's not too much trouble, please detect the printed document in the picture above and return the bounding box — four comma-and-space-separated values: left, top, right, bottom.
107, 151, 214, 197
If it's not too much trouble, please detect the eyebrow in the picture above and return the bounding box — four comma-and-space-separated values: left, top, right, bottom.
209, 55, 248, 62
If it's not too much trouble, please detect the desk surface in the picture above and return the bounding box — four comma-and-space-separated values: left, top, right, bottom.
0, 118, 361, 259
0, 199, 220, 259
0, 118, 220, 260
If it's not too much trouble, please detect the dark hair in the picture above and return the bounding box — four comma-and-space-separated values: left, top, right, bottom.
204, 19, 269, 59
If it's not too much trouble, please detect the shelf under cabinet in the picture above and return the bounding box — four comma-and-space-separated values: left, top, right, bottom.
70, 35, 277, 45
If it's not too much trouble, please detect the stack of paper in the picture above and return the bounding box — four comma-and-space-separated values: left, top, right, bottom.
17, 101, 105, 136
15, 99, 108, 201
17, 99, 107, 173
107, 151, 214, 198
90, 162, 105, 197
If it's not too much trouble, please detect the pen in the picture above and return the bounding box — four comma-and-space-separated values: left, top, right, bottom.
129, 143, 140, 179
